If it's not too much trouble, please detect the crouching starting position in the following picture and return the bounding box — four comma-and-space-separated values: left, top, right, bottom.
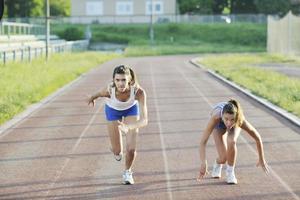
197, 99, 269, 184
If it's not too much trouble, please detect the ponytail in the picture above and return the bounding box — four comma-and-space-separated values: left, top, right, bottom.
129, 67, 139, 87
223, 98, 244, 127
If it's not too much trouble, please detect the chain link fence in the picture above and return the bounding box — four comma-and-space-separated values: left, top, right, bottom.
49, 14, 267, 24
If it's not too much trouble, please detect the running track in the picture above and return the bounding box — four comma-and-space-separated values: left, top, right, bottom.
0, 55, 299, 200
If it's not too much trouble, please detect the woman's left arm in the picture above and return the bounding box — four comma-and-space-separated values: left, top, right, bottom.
241, 119, 269, 173
119, 88, 148, 131
132, 88, 148, 129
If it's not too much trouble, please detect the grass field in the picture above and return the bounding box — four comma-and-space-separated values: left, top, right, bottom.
52, 23, 266, 55
0, 52, 120, 125
197, 53, 300, 117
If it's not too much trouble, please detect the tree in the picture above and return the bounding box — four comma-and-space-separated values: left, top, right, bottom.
4, 0, 70, 18
230, 0, 257, 14
290, 0, 300, 15
49, 0, 70, 16
5, 0, 43, 18
178, 0, 213, 14
212, 0, 228, 14
254, 0, 291, 16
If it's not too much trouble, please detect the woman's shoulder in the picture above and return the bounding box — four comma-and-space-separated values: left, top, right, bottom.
211, 109, 221, 119
210, 104, 224, 119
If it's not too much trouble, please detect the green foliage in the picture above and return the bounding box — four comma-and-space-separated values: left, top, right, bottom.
50, 0, 70, 16
85, 23, 266, 48
177, 0, 295, 15
5, 0, 43, 17
52, 23, 266, 55
254, 0, 290, 16
178, 0, 213, 14
91, 32, 129, 44
212, 0, 229, 14
89, 24, 148, 44
231, 0, 257, 14
57, 27, 84, 41
4, 0, 70, 17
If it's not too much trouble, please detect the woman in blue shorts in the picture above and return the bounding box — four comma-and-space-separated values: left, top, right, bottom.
87, 65, 148, 185
197, 99, 269, 184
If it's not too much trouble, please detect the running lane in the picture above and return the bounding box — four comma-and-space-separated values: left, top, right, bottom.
0, 55, 299, 200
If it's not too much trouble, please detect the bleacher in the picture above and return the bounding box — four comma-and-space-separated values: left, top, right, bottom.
0, 21, 89, 64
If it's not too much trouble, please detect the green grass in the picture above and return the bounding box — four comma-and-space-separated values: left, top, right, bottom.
0, 52, 120, 125
197, 53, 300, 117
52, 23, 266, 55
124, 44, 265, 57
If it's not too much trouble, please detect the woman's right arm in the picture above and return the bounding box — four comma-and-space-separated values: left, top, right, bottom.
198, 114, 219, 180
87, 87, 110, 107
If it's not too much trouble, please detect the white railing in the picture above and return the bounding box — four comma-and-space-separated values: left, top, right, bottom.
0, 22, 45, 35
0, 40, 89, 64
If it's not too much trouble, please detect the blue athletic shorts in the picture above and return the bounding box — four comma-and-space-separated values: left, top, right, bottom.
215, 120, 226, 130
105, 103, 139, 121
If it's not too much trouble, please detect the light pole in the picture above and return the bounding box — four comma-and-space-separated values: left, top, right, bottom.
149, 0, 154, 44
45, 0, 50, 60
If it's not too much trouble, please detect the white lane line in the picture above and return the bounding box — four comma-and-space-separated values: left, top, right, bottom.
239, 136, 300, 200
150, 66, 173, 200
44, 101, 103, 199
177, 61, 300, 200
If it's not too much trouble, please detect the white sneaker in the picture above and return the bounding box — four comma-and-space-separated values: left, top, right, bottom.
211, 161, 222, 178
122, 170, 134, 185
226, 170, 238, 184
114, 153, 123, 161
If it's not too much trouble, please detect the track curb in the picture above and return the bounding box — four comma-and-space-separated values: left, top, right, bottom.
190, 58, 300, 128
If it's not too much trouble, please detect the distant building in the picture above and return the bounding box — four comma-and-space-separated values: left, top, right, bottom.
70, 0, 176, 24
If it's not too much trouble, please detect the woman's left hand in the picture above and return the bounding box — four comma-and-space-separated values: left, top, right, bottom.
118, 121, 129, 134
256, 159, 269, 174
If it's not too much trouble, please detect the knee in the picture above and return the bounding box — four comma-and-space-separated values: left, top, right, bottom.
126, 148, 136, 156
227, 138, 237, 148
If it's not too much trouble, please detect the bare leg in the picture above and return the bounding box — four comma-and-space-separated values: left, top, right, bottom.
213, 128, 227, 164
124, 115, 139, 171
107, 120, 123, 156
226, 127, 241, 166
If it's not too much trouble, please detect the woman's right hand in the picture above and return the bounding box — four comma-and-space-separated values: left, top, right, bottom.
86, 95, 95, 107
197, 163, 208, 181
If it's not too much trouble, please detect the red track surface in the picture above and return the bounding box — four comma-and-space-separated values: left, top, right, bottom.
0, 55, 299, 200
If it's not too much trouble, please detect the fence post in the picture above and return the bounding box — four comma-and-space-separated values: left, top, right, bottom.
21, 48, 24, 61
28, 46, 31, 62
3, 52, 6, 65
13, 50, 16, 61
35, 47, 38, 58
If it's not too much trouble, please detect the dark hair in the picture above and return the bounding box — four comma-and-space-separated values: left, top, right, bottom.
112, 65, 138, 87
222, 98, 244, 127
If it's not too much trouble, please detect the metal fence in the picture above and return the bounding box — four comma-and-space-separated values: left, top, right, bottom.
0, 21, 44, 35
51, 14, 267, 24
0, 21, 90, 64
0, 40, 89, 65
